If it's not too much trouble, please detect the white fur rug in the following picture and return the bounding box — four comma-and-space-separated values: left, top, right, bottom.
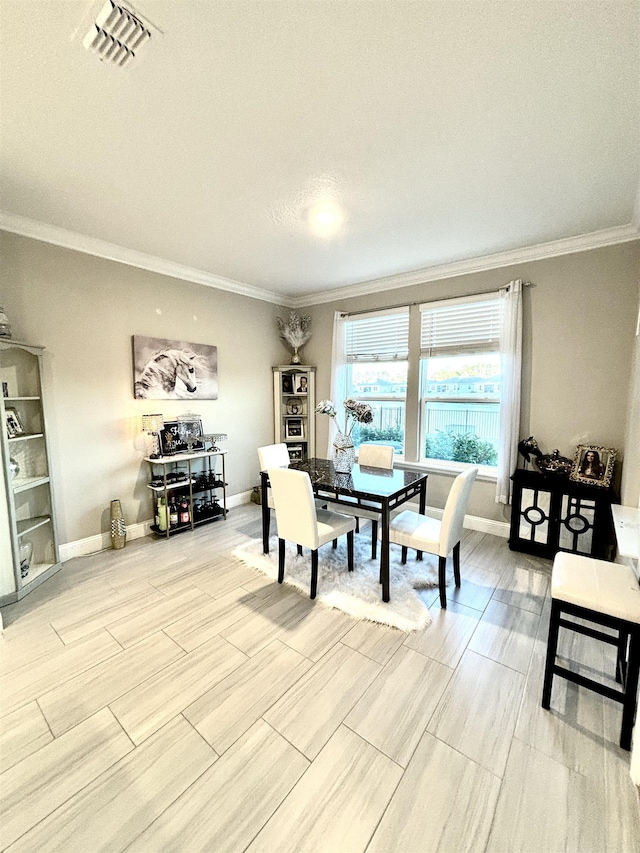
232, 535, 440, 632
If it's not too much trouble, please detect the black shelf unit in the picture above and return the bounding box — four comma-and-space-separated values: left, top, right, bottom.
145, 449, 228, 540
509, 469, 618, 561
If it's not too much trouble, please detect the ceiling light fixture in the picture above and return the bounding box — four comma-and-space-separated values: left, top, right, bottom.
82, 0, 152, 68
307, 200, 345, 237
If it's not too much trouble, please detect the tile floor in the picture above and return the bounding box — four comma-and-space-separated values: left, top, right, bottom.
1, 503, 639, 852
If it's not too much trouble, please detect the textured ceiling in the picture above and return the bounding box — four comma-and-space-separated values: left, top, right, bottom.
1, 0, 638, 304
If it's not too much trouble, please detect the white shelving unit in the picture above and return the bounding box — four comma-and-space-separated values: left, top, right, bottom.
272, 365, 316, 461
0, 340, 61, 605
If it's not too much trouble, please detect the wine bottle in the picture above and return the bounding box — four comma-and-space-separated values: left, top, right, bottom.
169, 496, 178, 528
179, 497, 190, 524
157, 497, 167, 532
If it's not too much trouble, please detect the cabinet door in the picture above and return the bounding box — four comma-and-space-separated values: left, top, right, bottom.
510, 480, 558, 557
558, 494, 596, 556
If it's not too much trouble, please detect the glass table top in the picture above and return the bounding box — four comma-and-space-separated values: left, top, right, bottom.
290, 458, 426, 499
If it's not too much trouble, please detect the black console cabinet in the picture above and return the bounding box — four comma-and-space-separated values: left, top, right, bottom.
509, 469, 617, 561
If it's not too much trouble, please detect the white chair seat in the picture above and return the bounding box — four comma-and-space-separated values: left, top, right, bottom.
316, 509, 359, 546
384, 510, 441, 553
552, 552, 640, 624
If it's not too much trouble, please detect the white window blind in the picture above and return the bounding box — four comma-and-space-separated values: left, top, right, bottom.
420, 293, 501, 357
346, 308, 409, 362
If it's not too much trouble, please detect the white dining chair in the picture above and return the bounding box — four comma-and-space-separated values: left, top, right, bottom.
334, 443, 395, 560
258, 443, 325, 551
268, 466, 356, 599
258, 443, 290, 550
384, 467, 478, 608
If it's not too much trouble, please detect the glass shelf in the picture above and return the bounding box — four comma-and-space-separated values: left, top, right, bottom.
7, 433, 44, 443
16, 516, 51, 537
12, 476, 50, 494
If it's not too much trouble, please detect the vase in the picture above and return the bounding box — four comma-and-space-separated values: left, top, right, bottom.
333, 431, 355, 473
0, 306, 11, 339
110, 500, 127, 550
19, 539, 33, 578
290, 347, 301, 364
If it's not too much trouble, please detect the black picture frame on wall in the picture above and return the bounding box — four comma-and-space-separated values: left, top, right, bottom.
158, 420, 205, 456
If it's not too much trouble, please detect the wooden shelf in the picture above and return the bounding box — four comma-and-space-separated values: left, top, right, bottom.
4, 396, 40, 402
7, 433, 44, 443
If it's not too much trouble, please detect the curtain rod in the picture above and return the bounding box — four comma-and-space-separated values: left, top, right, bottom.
340, 281, 532, 317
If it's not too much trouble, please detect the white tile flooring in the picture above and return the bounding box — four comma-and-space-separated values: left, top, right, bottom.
1, 503, 639, 852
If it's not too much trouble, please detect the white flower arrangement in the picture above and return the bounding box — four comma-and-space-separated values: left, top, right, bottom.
276, 311, 312, 363
315, 398, 373, 436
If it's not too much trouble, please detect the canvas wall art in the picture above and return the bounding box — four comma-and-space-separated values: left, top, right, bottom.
132, 335, 218, 400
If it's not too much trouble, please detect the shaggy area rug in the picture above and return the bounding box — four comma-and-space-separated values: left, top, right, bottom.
232, 535, 441, 632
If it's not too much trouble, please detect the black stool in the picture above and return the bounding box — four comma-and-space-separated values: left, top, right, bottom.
542, 551, 640, 751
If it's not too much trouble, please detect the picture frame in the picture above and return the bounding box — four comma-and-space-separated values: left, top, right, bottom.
569, 444, 616, 488
158, 419, 205, 456
289, 445, 303, 461
4, 407, 24, 438
285, 418, 304, 439
2, 382, 8, 398
285, 396, 305, 416
132, 335, 218, 400
281, 374, 294, 394
294, 373, 309, 394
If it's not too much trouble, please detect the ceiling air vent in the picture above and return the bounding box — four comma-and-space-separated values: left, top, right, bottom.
82, 1, 151, 68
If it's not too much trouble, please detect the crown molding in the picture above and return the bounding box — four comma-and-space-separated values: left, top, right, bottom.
0, 211, 288, 306
2, 211, 637, 311
291, 223, 640, 308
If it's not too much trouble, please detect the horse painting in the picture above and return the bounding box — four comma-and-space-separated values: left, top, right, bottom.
132, 336, 218, 400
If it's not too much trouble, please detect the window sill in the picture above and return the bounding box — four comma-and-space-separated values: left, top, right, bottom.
395, 457, 498, 483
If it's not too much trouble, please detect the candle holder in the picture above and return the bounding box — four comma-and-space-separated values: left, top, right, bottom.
141, 413, 164, 458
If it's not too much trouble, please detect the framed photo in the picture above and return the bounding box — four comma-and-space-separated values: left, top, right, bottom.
132, 335, 218, 400
570, 444, 616, 488
281, 374, 294, 394
285, 396, 306, 416
294, 373, 309, 394
158, 419, 205, 455
285, 418, 304, 439
289, 445, 303, 461
4, 407, 24, 438
2, 382, 8, 398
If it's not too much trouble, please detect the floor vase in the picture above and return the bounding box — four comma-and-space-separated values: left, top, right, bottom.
110, 500, 127, 550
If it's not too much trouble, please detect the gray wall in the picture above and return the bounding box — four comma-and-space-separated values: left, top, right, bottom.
621, 290, 640, 508
304, 242, 640, 523
0, 232, 290, 544
1, 231, 638, 543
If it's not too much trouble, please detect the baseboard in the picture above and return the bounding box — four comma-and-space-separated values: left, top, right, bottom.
58, 491, 254, 562
403, 502, 510, 539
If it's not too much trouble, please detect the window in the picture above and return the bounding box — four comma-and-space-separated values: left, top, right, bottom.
420, 294, 501, 467
344, 309, 409, 454
340, 293, 504, 469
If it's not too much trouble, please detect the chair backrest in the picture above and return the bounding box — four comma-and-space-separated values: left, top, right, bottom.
268, 466, 319, 549
358, 443, 394, 469
439, 467, 478, 555
258, 443, 290, 471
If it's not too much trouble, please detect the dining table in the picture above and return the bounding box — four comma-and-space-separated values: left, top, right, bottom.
260, 458, 428, 602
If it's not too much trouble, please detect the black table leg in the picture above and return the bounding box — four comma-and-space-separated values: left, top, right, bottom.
261, 471, 270, 554
381, 500, 390, 602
